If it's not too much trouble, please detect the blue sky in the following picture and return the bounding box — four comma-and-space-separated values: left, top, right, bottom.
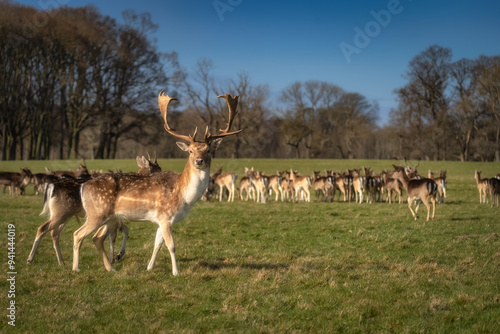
15, 0, 500, 125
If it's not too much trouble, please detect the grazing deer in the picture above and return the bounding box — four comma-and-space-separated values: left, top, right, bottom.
268, 171, 284, 201
289, 169, 311, 202
381, 170, 402, 204
239, 167, 255, 201
27, 155, 161, 266
214, 168, 237, 202
474, 170, 489, 204
72, 92, 241, 275
488, 177, 500, 207
392, 165, 438, 221
428, 170, 447, 203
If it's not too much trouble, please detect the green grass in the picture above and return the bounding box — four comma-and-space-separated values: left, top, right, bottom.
1, 159, 499, 333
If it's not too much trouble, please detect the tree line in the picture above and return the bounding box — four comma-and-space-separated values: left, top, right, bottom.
1, 2, 499, 161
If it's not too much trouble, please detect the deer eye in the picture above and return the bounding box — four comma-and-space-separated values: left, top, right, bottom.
189, 150, 193, 154
206, 149, 211, 154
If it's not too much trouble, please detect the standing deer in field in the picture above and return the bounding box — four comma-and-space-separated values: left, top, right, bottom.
0, 168, 33, 196
72, 92, 241, 275
428, 170, 447, 203
392, 165, 438, 221
289, 169, 311, 202
474, 170, 489, 204
381, 170, 402, 204
214, 168, 237, 202
27, 155, 161, 266
351, 169, 366, 204
239, 167, 255, 201
488, 177, 500, 207
267, 171, 284, 201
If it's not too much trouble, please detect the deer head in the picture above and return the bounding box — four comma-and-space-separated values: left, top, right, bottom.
158, 91, 241, 170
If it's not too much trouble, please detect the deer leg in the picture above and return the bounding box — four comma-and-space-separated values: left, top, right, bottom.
407, 197, 417, 220
92, 224, 115, 272
28, 211, 72, 264
116, 223, 128, 262
107, 224, 117, 264
51, 222, 68, 265
147, 227, 164, 271
73, 216, 108, 271
159, 223, 178, 276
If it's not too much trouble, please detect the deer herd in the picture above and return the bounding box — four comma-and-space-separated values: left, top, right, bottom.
1, 91, 499, 275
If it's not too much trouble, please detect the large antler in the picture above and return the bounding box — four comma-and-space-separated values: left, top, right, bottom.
158, 90, 199, 142
204, 94, 242, 142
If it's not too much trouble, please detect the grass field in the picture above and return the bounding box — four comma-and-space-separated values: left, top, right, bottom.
1, 158, 499, 333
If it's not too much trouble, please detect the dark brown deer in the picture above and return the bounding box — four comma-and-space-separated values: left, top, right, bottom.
72, 92, 241, 275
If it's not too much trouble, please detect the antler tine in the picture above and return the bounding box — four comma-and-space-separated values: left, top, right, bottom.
158, 90, 194, 143
204, 94, 242, 142
147, 151, 151, 162
153, 151, 157, 163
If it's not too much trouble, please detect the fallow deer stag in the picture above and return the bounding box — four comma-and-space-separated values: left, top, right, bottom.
27, 155, 161, 266
72, 92, 241, 275
392, 165, 438, 221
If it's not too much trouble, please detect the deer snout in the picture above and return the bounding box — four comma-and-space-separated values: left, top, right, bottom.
195, 159, 205, 166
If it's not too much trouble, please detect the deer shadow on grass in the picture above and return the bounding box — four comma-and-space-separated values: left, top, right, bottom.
184, 257, 289, 271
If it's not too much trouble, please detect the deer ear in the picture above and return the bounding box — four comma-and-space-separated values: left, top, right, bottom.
176, 142, 190, 152
210, 138, 223, 151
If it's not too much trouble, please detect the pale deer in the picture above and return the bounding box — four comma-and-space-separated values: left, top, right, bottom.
267, 171, 284, 201
474, 170, 489, 204
392, 165, 438, 221
351, 169, 366, 204
252, 171, 268, 203
283, 171, 295, 202
72, 92, 241, 275
214, 168, 237, 202
289, 169, 311, 202
27, 155, 161, 266
239, 167, 255, 201
428, 170, 447, 203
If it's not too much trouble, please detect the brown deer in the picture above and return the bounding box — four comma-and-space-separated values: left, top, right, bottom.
392, 165, 438, 221
214, 168, 237, 202
488, 177, 500, 207
268, 171, 284, 201
239, 167, 255, 201
289, 169, 311, 202
474, 170, 489, 204
381, 170, 402, 204
72, 92, 241, 275
27, 155, 161, 266
0, 168, 33, 196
